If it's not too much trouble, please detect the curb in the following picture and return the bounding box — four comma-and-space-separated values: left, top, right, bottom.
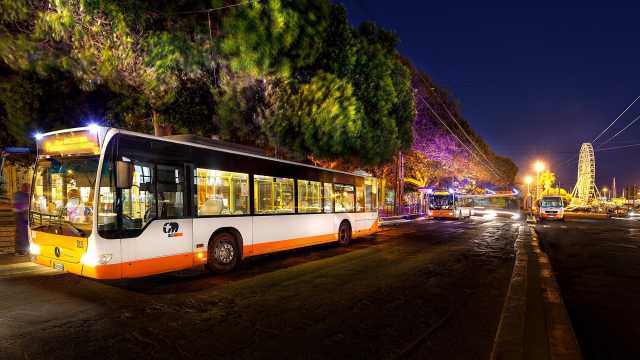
491, 224, 582, 360
531, 228, 582, 360
379, 215, 426, 227
491, 224, 528, 359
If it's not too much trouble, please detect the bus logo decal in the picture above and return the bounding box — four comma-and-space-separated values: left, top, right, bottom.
163, 222, 183, 238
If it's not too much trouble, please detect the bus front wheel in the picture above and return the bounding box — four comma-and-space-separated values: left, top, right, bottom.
208, 232, 239, 273
338, 221, 352, 246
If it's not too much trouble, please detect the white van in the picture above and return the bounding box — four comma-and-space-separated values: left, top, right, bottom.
538, 196, 565, 221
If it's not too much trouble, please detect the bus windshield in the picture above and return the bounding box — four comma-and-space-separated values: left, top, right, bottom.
30, 156, 99, 237
429, 194, 454, 209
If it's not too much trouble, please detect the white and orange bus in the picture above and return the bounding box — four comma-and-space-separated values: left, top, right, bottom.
28, 126, 379, 279
427, 189, 472, 219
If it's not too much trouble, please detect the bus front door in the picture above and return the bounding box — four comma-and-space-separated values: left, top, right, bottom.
120, 163, 194, 278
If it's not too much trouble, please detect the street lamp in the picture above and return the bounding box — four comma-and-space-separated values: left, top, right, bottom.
524, 175, 533, 210
533, 161, 545, 201
603, 187, 608, 201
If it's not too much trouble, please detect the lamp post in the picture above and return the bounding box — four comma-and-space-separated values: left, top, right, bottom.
534, 161, 545, 202
524, 175, 533, 210
603, 187, 608, 202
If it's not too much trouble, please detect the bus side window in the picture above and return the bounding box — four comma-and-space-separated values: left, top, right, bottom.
298, 180, 322, 213
157, 164, 184, 218
323, 183, 333, 213
196, 168, 249, 216
334, 184, 355, 212
121, 162, 156, 230
364, 178, 378, 212
356, 185, 365, 212
254, 175, 294, 214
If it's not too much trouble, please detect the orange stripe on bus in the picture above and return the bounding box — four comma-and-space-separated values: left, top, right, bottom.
245, 233, 338, 256
354, 221, 379, 238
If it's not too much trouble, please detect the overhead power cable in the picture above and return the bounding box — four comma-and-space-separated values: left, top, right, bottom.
592, 95, 640, 144
558, 154, 579, 168
413, 72, 506, 180
597, 143, 640, 151
168, 0, 254, 15
416, 95, 507, 181
597, 113, 640, 148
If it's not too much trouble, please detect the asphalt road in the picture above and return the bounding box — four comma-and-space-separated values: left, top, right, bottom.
536, 217, 640, 360
0, 217, 518, 360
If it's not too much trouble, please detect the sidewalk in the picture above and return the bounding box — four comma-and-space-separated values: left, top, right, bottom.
0, 253, 31, 266
491, 225, 582, 360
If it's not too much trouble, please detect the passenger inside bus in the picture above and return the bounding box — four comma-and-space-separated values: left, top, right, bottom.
65, 188, 86, 222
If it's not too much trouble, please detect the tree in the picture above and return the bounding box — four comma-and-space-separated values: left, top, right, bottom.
266, 72, 363, 160
0, 0, 214, 135
542, 187, 572, 205
0, 69, 119, 147
220, 0, 330, 79
221, 3, 416, 166
538, 170, 557, 191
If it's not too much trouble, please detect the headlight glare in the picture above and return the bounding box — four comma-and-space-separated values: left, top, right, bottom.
29, 243, 41, 255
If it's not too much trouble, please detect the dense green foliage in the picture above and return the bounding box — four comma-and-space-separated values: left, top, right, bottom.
0, 0, 516, 185
0, 0, 416, 166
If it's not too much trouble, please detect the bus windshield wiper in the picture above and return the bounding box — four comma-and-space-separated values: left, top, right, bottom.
60, 222, 85, 237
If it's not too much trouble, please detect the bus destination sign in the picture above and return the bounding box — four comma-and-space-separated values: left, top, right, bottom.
38, 130, 100, 156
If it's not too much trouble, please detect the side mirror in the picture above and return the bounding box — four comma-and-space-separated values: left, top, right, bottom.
116, 161, 134, 189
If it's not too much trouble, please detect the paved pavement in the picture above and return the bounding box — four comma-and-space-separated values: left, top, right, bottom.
536, 217, 640, 360
0, 217, 517, 360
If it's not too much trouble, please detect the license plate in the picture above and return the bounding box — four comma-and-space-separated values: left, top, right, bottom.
53, 263, 64, 271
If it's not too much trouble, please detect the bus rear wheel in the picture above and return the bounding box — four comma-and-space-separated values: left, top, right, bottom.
208, 232, 239, 273
338, 221, 352, 246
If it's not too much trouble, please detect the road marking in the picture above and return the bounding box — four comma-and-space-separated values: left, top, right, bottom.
560, 226, 568, 229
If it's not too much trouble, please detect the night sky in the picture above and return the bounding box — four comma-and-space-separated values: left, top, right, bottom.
340, 1, 640, 191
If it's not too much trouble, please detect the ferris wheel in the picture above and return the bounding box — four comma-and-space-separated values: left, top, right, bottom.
571, 143, 600, 205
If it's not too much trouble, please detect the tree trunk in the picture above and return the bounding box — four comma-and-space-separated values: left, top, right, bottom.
152, 111, 173, 137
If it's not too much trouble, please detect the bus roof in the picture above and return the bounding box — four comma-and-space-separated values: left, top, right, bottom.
39, 126, 373, 179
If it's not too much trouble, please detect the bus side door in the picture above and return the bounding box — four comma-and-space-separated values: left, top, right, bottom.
121, 163, 194, 277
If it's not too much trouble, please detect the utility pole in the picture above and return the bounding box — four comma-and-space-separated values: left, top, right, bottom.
394, 151, 404, 216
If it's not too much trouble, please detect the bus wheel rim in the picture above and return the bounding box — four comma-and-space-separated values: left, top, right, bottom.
214, 239, 234, 264
339, 225, 348, 242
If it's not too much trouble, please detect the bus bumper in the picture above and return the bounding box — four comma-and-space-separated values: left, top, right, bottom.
32, 255, 122, 280
430, 210, 457, 219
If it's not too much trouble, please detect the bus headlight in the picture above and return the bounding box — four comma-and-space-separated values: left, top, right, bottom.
81, 253, 112, 266
29, 243, 41, 256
